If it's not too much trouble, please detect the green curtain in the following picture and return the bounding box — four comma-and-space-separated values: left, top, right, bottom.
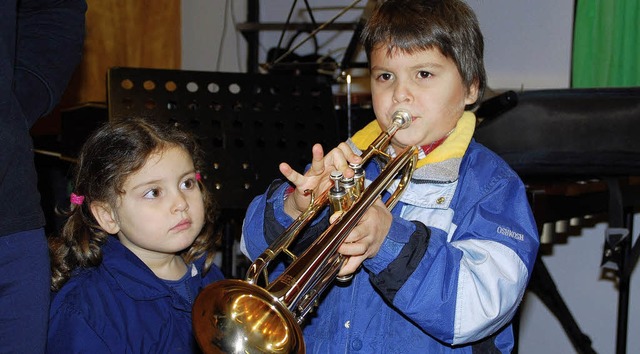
572, 0, 639, 87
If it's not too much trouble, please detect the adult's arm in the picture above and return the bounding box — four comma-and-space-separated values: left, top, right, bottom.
15, 0, 87, 126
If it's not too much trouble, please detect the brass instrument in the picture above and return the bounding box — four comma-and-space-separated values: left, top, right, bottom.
192, 110, 418, 354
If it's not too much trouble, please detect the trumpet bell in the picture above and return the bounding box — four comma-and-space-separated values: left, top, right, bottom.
192, 279, 306, 354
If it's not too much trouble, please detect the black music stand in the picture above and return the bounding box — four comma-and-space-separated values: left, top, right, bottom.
107, 67, 341, 277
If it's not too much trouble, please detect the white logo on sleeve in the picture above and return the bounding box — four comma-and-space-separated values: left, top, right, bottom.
497, 226, 524, 241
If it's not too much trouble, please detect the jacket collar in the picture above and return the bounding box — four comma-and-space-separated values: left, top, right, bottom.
100, 237, 200, 310
350, 111, 476, 169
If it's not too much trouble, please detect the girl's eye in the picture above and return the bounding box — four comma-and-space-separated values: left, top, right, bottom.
181, 178, 196, 190
143, 188, 161, 199
418, 71, 432, 79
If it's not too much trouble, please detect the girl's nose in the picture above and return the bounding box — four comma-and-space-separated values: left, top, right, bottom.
173, 192, 189, 213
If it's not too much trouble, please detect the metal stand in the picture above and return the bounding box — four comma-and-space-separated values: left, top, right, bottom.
601, 179, 640, 354
527, 256, 596, 354
107, 67, 341, 277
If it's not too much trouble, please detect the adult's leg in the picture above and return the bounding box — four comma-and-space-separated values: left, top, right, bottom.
0, 228, 50, 354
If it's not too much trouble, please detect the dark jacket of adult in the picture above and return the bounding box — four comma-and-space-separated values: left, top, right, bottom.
0, 0, 86, 236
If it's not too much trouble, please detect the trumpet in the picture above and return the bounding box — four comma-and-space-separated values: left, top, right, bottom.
192, 110, 418, 354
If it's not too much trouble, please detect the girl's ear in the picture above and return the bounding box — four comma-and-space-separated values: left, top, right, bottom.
90, 202, 120, 234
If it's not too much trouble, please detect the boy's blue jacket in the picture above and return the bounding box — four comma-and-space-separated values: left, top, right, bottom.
241, 113, 539, 353
47, 237, 224, 353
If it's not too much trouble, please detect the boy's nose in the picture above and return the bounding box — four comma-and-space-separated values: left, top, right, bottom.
392, 83, 412, 103
393, 93, 408, 103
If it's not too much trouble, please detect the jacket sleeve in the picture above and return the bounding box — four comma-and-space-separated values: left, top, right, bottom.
15, 0, 87, 126
241, 180, 330, 263
365, 169, 539, 345
241, 181, 288, 261
47, 304, 111, 353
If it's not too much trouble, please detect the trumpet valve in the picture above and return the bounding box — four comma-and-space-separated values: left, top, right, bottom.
349, 162, 365, 197
335, 273, 354, 282
329, 171, 349, 214
330, 170, 344, 193
341, 176, 358, 202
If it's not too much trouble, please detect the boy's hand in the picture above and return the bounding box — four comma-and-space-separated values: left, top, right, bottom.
280, 142, 361, 219
335, 198, 392, 276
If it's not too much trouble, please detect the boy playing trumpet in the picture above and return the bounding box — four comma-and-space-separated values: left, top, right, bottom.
242, 0, 539, 352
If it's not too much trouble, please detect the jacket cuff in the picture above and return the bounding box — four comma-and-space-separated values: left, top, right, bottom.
364, 217, 417, 274
263, 181, 329, 251
367, 221, 431, 303
266, 181, 296, 226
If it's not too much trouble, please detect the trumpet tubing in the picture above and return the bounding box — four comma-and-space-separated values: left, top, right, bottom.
192, 110, 418, 354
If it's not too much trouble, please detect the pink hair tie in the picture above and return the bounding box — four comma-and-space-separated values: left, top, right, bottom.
195, 172, 202, 181
70, 193, 85, 205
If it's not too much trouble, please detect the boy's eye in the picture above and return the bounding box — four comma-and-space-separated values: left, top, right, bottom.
143, 188, 161, 199
377, 73, 392, 81
181, 178, 196, 190
418, 71, 432, 79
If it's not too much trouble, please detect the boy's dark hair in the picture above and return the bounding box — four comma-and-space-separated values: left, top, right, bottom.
361, 0, 487, 109
49, 118, 219, 291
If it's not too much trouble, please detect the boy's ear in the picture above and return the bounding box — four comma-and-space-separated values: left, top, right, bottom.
90, 202, 120, 234
465, 81, 480, 106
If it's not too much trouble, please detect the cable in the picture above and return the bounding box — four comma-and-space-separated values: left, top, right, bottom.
229, 0, 244, 72
216, 0, 231, 71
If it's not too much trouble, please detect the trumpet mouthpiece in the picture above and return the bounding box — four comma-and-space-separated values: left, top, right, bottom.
392, 110, 412, 129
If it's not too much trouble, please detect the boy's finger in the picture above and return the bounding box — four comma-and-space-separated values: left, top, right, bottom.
309, 143, 326, 175
279, 162, 304, 187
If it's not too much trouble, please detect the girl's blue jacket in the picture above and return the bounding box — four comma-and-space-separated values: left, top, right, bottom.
47, 237, 224, 353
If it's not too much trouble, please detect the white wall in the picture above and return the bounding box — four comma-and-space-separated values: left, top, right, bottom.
469, 0, 574, 90
182, 1, 640, 353
181, 0, 248, 72
182, 0, 575, 89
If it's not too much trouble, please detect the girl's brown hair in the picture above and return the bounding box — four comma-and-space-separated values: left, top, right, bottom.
49, 118, 218, 291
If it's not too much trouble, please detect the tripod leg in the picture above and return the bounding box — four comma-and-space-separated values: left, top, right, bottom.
614, 210, 634, 354
528, 255, 597, 354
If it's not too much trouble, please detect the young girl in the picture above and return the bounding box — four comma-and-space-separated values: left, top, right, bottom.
47, 118, 224, 353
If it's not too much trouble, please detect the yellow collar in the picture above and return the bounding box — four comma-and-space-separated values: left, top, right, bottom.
350, 111, 476, 169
